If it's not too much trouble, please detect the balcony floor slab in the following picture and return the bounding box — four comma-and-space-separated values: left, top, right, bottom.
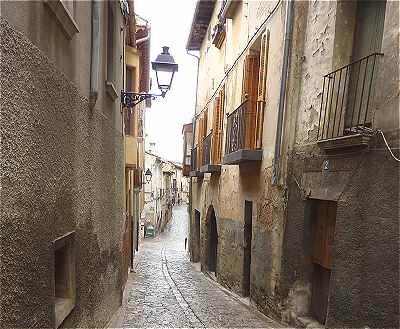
200, 164, 221, 173
318, 134, 371, 151
223, 149, 263, 165
189, 170, 204, 178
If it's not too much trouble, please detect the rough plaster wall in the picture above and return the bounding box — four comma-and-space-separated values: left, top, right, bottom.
371, 1, 399, 133
1, 1, 124, 134
0, 19, 124, 328
294, 1, 336, 144
251, 166, 286, 317
281, 136, 399, 327
191, 0, 288, 320
0, 0, 91, 97
326, 149, 399, 328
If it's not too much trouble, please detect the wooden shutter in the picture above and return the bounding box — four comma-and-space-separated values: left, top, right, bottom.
194, 117, 199, 146
203, 109, 208, 137
198, 113, 205, 167
211, 96, 220, 164
312, 201, 337, 269
256, 31, 270, 148
242, 53, 260, 149
217, 86, 225, 163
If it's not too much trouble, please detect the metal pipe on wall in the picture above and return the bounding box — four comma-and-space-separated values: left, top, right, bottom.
272, 0, 294, 185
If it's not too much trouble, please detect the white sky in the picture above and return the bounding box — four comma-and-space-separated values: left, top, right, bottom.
135, 0, 198, 163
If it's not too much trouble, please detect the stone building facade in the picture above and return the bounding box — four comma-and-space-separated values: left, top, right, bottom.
1, 1, 132, 327
280, 1, 399, 327
143, 152, 187, 235
122, 12, 150, 274
186, 0, 398, 327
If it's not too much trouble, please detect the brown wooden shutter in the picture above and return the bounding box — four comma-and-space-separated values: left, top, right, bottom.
211, 96, 220, 164
203, 109, 208, 137
242, 54, 260, 149
194, 117, 199, 146
197, 115, 202, 167
312, 201, 337, 269
217, 86, 225, 163
255, 31, 270, 148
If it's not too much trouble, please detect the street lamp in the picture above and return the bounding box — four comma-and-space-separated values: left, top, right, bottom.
152, 46, 178, 96
144, 168, 152, 184
121, 46, 178, 108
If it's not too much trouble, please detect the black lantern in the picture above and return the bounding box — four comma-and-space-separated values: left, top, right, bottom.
121, 46, 178, 108
151, 46, 178, 97
144, 168, 152, 184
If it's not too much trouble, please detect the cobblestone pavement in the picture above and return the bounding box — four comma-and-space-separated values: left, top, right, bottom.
117, 205, 281, 328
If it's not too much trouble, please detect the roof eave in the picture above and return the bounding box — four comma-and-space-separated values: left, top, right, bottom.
186, 0, 215, 51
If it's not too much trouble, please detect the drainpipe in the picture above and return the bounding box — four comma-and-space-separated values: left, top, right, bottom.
272, 0, 294, 185
186, 50, 200, 261
89, 0, 100, 110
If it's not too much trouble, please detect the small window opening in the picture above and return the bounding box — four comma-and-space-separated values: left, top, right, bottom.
54, 232, 76, 328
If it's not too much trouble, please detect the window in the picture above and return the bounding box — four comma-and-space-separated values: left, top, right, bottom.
44, 0, 79, 39
124, 108, 136, 136
195, 110, 208, 166
53, 232, 76, 328
241, 30, 270, 149
126, 66, 137, 92
211, 86, 225, 164
345, 0, 386, 129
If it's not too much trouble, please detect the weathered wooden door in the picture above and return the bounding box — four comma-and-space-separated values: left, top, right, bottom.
242, 201, 253, 297
311, 200, 337, 324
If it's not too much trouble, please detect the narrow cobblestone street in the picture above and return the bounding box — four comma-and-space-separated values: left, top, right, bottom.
116, 205, 280, 328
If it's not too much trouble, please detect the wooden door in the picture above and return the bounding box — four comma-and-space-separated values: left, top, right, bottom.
311, 200, 337, 324
242, 201, 252, 297
312, 201, 337, 269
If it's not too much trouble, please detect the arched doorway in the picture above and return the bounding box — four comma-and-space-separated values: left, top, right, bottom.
206, 206, 218, 272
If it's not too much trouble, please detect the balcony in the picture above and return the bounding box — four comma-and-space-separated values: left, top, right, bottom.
223, 101, 262, 165
200, 132, 221, 174
189, 146, 203, 178
182, 161, 191, 177
317, 53, 382, 151
182, 123, 193, 177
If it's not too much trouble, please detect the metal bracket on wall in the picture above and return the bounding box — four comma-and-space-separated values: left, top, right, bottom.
121, 91, 165, 108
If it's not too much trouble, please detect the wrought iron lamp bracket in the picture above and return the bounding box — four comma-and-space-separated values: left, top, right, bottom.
121, 91, 166, 108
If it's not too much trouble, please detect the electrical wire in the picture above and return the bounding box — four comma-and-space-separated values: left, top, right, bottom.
195, 0, 282, 118
378, 129, 400, 162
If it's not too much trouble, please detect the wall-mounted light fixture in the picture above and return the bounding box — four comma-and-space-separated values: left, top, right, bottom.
121, 46, 178, 108
144, 168, 152, 184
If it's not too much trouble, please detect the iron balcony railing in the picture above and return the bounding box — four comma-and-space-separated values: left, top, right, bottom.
225, 101, 246, 155
202, 132, 212, 166
317, 53, 382, 140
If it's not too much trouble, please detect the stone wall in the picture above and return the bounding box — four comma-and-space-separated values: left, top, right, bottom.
281, 137, 399, 327
0, 19, 124, 328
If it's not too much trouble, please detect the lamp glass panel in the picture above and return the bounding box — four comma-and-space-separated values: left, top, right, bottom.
156, 70, 173, 89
